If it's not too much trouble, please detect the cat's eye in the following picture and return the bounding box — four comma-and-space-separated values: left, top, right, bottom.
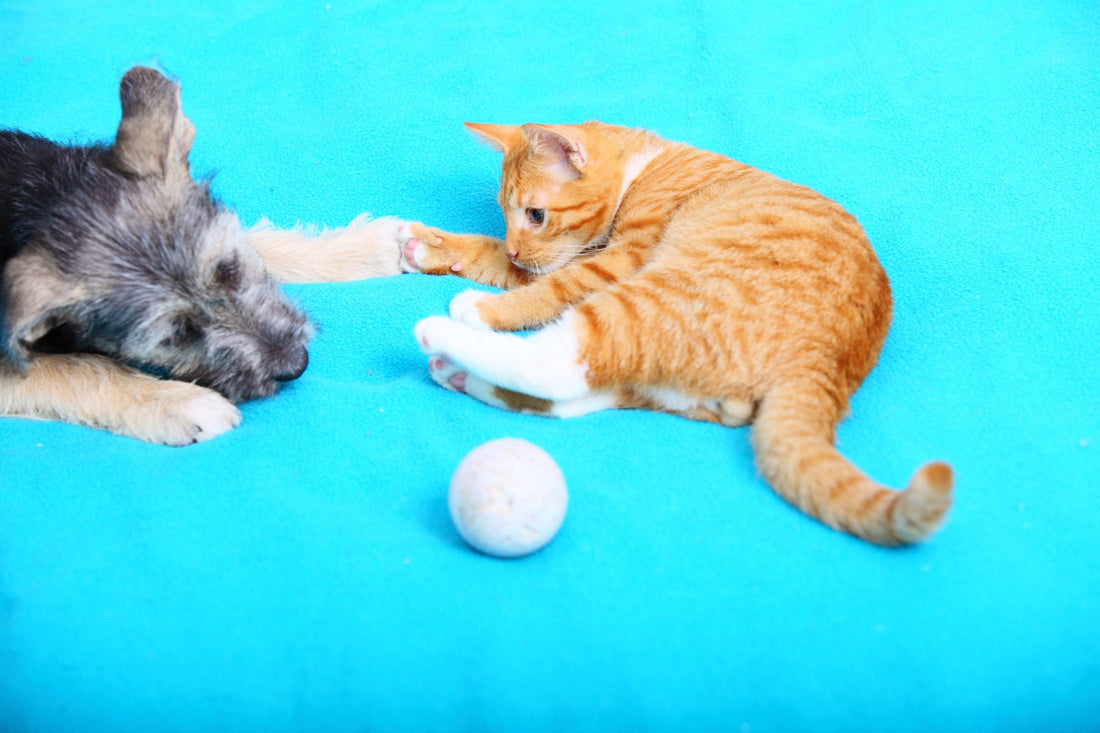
526, 208, 546, 226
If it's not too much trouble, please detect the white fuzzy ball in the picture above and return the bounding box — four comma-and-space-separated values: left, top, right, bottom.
448, 438, 568, 558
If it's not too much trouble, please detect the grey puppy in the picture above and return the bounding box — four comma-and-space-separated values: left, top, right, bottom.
0, 66, 408, 445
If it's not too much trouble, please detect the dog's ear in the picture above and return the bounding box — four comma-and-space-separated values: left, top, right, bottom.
1, 249, 87, 367
110, 66, 196, 181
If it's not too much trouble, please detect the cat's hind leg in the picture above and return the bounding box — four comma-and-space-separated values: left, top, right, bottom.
426, 353, 616, 418
415, 311, 616, 418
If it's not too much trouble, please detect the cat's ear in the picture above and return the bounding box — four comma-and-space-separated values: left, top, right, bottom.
464, 122, 524, 153
521, 124, 586, 183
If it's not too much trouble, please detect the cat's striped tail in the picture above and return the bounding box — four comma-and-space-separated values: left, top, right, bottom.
750, 379, 953, 545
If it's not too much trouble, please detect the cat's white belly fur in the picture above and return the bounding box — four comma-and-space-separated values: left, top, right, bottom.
638, 386, 754, 426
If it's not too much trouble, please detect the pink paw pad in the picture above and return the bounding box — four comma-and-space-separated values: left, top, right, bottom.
429, 356, 468, 393
403, 238, 421, 267
448, 370, 468, 391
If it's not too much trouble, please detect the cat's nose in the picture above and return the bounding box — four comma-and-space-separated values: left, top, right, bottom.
504, 239, 520, 261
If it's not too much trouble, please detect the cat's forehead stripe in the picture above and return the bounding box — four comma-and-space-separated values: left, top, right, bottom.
439, 120, 947, 545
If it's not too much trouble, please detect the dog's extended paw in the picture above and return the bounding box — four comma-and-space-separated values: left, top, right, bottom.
249, 214, 409, 281
121, 382, 242, 446
344, 214, 405, 277
448, 289, 491, 329
399, 222, 463, 275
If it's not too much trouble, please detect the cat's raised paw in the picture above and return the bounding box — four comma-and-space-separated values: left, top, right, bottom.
399, 222, 454, 274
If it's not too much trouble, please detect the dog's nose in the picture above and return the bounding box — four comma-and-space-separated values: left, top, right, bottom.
273, 346, 309, 382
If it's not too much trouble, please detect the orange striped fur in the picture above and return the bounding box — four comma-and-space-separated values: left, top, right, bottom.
408, 121, 952, 545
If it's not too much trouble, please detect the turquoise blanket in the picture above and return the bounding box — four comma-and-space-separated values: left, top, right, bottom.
2, 2, 1097, 730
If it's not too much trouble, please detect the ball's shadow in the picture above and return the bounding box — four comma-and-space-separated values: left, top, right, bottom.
419, 492, 466, 550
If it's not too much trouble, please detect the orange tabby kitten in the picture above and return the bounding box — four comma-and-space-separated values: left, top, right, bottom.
402, 121, 952, 545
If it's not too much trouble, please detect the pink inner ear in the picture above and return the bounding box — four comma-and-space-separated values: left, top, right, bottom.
524, 125, 584, 182
564, 138, 586, 167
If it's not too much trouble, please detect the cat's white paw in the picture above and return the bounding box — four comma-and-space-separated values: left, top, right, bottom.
414, 315, 461, 356
449, 289, 490, 329
415, 319, 478, 392
428, 355, 469, 392
429, 355, 509, 409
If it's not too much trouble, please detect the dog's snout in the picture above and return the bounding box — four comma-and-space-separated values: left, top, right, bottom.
273, 345, 309, 382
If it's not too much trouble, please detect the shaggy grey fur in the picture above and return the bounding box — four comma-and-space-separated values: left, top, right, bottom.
1, 67, 315, 442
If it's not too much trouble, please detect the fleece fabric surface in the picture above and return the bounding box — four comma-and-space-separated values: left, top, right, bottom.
2, 2, 1098, 731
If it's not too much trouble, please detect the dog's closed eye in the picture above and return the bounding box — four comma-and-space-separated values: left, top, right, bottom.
162, 315, 206, 349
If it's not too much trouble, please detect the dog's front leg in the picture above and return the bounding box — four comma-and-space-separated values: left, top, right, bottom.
0, 354, 240, 445
250, 214, 408, 283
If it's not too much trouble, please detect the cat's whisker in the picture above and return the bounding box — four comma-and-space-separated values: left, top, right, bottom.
414, 120, 954, 546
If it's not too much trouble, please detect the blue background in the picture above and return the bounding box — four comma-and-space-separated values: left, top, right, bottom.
2, 1, 1098, 731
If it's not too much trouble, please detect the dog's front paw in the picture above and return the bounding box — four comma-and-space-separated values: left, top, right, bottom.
449, 289, 491, 329
121, 382, 242, 446
180, 391, 243, 443
343, 214, 406, 277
